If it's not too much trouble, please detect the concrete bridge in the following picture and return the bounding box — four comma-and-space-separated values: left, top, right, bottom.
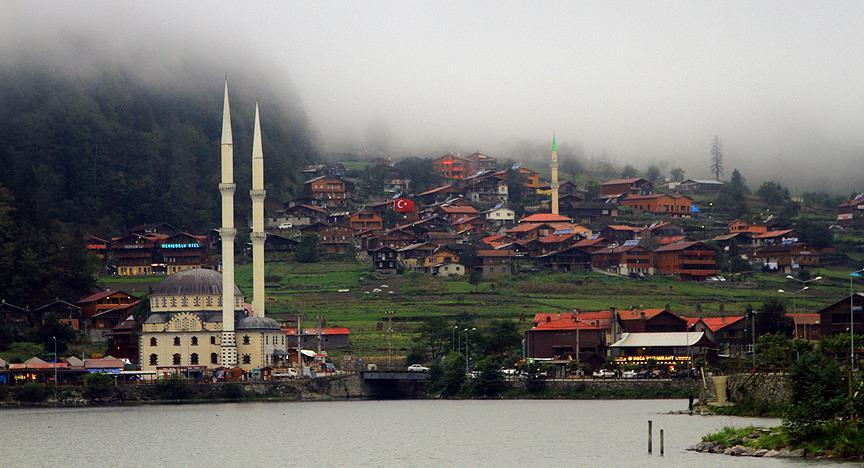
361, 371, 430, 398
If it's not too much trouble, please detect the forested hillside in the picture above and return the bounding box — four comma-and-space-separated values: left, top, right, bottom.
0, 64, 318, 306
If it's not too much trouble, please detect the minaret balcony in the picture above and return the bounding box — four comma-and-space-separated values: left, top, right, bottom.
250, 189, 267, 201
219, 183, 236, 195
219, 228, 237, 240
251, 232, 267, 242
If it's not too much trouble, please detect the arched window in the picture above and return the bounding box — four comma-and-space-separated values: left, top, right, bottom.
243, 335, 250, 345
210, 353, 219, 364
149, 354, 158, 365
190, 353, 199, 365
242, 354, 251, 365
173, 337, 181, 346
172, 353, 181, 365
191, 336, 198, 346
210, 336, 217, 345
150, 337, 157, 347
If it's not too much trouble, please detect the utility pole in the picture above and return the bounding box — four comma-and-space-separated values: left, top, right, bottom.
385, 311, 394, 369
296, 314, 303, 378
316, 315, 322, 356
52, 336, 58, 397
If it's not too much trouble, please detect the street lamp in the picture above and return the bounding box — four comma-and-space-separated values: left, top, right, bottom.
452, 325, 459, 353
778, 286, 810, 316
850, 269, 864, 370
52, 336, 58, 394
463, 327, 476, 373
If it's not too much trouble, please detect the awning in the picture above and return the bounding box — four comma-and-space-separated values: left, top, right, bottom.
610, 332, 707, 348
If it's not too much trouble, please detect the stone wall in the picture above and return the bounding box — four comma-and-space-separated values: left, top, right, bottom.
702, 372, 791, 406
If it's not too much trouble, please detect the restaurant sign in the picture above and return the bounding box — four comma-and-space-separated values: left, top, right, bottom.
613, 355, 692, 365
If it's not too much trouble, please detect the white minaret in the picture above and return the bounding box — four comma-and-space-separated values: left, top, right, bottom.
250, 103, 266, 318
219, 80, 238, 366
550, 133, 560, 215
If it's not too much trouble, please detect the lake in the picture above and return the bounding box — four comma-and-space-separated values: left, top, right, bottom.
0, 399, 836, 467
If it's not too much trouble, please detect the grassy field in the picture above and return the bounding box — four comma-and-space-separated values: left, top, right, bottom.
93, 258, 859, 361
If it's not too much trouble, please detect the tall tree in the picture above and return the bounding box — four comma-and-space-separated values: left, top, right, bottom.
670, 167, 685, 182
645, 165, 661, 182
710, 135, 724, 180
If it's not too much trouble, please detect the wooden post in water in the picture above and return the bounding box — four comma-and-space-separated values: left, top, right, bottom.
660, 429, 664, 456
648, 420, 653, 454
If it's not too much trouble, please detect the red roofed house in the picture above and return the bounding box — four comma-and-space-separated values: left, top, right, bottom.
518, 213, 573, 224
837, 195, 864, 228
754, 242, 820, 274
728, 219, 769, 234
698, 316, 747, 357
435, 204, 479, 223
600, 225, 643, 244
349, 209, 384, 232
620, 194, 692, 216
591, 244, 654, 276
600, 178, 654, 197
653, 241, 719, 281
786, 313, 821, 341
77, 290, 138, 321
752, 229, 800, 248
526, 314, 608, 365
617, 308, 688, 333
433, 153, 497, 181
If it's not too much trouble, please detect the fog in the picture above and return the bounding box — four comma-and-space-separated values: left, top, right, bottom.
3, 1, 864, 193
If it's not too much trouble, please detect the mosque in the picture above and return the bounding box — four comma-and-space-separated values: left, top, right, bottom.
140, 81, 287, 373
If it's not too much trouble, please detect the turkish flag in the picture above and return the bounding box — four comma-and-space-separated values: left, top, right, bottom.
393, 198, 415, 213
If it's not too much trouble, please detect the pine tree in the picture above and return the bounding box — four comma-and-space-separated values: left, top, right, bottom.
710, 136, 724, 180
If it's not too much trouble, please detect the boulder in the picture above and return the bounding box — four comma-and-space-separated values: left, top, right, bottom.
711, 444, 726, 454
763, 450, 781, 457
752, 449, 769, 457
729, 445, 754, 456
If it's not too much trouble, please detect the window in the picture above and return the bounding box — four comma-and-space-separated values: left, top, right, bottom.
211, 352, 219, 364
210, 336, 217, 345
205, 296, 213, 307
181, 297, 188, 307
243, 335, 250, 345
191, 336, 198, 346
174, 337, 181, 346
242, 354, 251, 365
190, 353, 199, 365
193, 296, 201, 307
149, 354, 158, 365
150, 337, 157, 347
172, 353, 181, 365
265, 336, 269, 345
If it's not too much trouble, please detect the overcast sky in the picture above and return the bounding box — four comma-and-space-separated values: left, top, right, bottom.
4, 1, 864, 191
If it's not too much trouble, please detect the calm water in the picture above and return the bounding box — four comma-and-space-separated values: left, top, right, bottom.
0, 399, 836, 467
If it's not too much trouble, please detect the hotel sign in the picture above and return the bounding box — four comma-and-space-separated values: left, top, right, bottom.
160, 243, 201, 249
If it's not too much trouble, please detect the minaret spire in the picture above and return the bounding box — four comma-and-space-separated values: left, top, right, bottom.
550, 132, 560, 215
219, 79, 238, 367
250, 103, 267, 318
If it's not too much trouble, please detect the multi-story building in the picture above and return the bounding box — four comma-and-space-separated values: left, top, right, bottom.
837, 195, 864, 228
600, 178, 654, 197
305, 176, 349, 208
653, 241, 719, 281
620, 194, 692, 216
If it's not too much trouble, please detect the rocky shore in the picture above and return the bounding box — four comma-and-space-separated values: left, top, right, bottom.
687, 439, 803, 458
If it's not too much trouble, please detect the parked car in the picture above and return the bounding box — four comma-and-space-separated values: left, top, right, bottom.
278, 222, 293, 229
672, 368, 698, 380
650, 369, 668, 379
621, 370, 638, 379
636, 369, 651, 379
407, 364, 430, 372
592, 369, 616, 379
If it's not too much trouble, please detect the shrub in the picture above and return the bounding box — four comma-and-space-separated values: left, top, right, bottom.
221, 383, 245, 400
150, 375, 196, 400
83, 373, 116, 403
15, 383, 47, 403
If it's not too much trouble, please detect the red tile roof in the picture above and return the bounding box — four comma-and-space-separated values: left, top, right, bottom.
519, 213, 573, 223
601, 178, 644, 186
439, 205, 479, 215
754, 229, 796, 239
657, 236, 688, 245
477, 249, 513, 257
786, 313, 820, 325
604, 225, 643, 231
531, 318, 605, 331
617, 309, 670, 321
77, 290, 134, 304
653, 241, 705, 252
699, 316, 745, 331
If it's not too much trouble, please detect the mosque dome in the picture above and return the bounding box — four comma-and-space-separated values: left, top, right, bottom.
151, 268, 242, 297
236, 316, 282, 330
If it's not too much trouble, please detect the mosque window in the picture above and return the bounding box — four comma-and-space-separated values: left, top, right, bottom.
265, 336, 269, 345
242, 354, 251, 365
191, 336, 198, 346
170, 297, 177, 308
181, 297, 188, 307
150, 337, 157, 347
173, 354, 181, 365
149, 354, 158, 365
205, 296, 213, 307
161, 298, 167, 308
193, 296, 201, 307
174, 337, 181, 346
217, 297, 223, 306
243, 336, 250, 345
211, 353, 218, 364
190, 353, 199, 365
210, 336, 217, 345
